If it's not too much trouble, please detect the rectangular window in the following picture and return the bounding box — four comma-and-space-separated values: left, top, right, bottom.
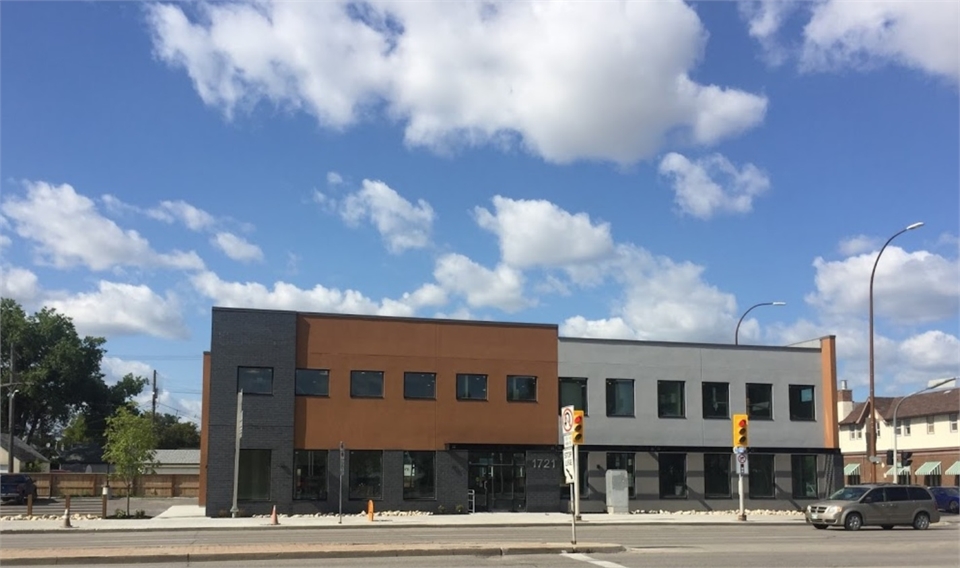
904, 418, 912, 436
657, 380, 685, 418
846, 474, 861, 486
748, 454, 775, 498
295, 369, 329, 396
848, 426, 856, 440
857, 427, 862, 439
702, 382, 729, 419
350, 370, 384, 398
456, 374, 488, 400
404, 372, 436, 400
926, 416, 935, 434
788, 385, 816, 421
703, 453, 731, 498
559, 377, 588, 415
606, 379, 635, 417
348, 450, 383, 500
507, 375, 538, 402
950, 413, 958, 432
403, 451, 436, 500
746, 383, 773, 419
658, 453, 687, 499
238, 449, 271, 501
791, 455, 818, 499
238, 367, 273, 395
606, 453, 635, 498
293, 450, 328, 500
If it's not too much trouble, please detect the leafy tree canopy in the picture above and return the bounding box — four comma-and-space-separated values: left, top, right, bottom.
104, 405, 157, 515
155, 413, 200, 449
1, 298, 146, 449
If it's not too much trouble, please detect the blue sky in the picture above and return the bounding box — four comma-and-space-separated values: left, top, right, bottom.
2, 1, 958, 424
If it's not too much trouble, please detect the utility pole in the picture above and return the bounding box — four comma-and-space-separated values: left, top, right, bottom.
151, 370, 158, 424
7, 344, 17, 475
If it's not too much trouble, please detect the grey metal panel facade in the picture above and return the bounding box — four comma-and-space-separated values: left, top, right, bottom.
205, 309, 298, 517
566, 450, 842, 513
557, 338, 827, 449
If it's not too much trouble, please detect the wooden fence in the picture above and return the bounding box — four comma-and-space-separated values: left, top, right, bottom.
29, 473, 199, 498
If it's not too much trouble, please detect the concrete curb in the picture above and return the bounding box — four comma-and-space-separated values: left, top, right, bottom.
0, 519, 811, 534
0, 543, 626, 565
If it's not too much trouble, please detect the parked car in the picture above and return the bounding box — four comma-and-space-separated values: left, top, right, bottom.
928, 486, 959, 514
804, 484, 940, 530
0, 473, 38, 504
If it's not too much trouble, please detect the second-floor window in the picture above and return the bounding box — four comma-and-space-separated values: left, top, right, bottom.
951, 413, 958, 433
789, 385, 816, 421
404, 372, 436, 399
295, 369, 329, 396
559, 377, 588, 414
606, 379, 635, 417
702, 382, 729, 419
457, 374, 488, 401
507, 375, 537, 402
746, 383, 773, 419
658, 380, 685, 418
350, 370, 384, 398
238, 366, 273, 395
926, 415, 935, 435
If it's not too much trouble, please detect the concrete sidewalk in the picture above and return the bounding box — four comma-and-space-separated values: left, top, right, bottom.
2, 506, 956, 533
0, 541, 626, 566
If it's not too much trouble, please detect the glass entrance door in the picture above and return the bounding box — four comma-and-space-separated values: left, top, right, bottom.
468, 451, 526, 512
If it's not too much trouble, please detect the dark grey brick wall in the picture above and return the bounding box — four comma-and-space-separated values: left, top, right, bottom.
206, 309, 297, 517
526, 449, 562, 512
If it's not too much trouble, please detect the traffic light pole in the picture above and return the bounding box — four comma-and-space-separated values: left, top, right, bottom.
737, 470, 746, 521
573, 445, 580, 520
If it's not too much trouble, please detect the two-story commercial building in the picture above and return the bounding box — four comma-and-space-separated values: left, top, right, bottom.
199, 307, 843, 516
837, 382, 960, 487
557, 336, 842, 513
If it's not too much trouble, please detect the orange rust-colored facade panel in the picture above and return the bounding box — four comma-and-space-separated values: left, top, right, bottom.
293, 315, 559, 451
819, 335, 839, 450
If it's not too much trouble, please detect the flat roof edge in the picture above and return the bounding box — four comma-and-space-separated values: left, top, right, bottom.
211, 306, 558, 330
558, 335, 822, 352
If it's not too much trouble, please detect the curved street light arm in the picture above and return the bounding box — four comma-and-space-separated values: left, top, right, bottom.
735, 302, 785, 345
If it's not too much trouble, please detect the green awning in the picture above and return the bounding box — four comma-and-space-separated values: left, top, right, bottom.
945, 461, 960, 476
915, 462, 941, 476
843, 463, 860, 475
885, 465, 911, 477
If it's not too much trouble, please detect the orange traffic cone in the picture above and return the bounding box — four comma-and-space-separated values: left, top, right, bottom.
270, 505, 279, 525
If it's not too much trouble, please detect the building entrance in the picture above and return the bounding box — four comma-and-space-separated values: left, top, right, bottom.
468, 451, 526, 512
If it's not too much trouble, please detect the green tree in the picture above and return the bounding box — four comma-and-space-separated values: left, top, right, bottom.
60, 414, 91, 448
0, 299, 146, 447
103, 405, 157, 516
155, 414, 200, 449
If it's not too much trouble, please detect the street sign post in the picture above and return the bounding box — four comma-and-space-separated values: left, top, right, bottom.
736, 450, 749, 521
230, 390, 243, 518
338, 441, 345, 524
559, 405, 577, 545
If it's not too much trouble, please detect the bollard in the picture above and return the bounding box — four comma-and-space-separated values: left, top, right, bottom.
26, 493, 33, 517
367, 499, 374, 522
101, 493, 107, 519
270, 505, 279, 525
63, 494, 72, 528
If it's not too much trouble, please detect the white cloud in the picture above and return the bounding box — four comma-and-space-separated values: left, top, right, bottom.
101, 356, 155, 385
741, 0, 959, 83
190, 270, 445, 316
147, 200, 217, 231
339, 180, 435, 253
327, 171, 344, 186
146, 0, 767, 165
807, 246, 959, 326
658, 153, 771, 219
211, 232, 264, 262
838, 234, 880, 256
474, 196, 615, 268
557, 244, 740, 342
1, 181, 205, 272
899, 330, 960, 373
433, 253, 531, 313
45, 281, 190, 340
0, 266, 40, 304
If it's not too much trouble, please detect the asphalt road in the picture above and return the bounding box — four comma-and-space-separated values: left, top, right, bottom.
6, 524, 959, 567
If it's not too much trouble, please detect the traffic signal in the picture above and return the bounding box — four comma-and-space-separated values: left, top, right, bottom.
885, 450, 895, 466
901, 451, 913, 467
572, 410, 585, 445
732, 413, 749, 448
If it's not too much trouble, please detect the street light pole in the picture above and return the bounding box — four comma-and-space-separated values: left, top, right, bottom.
891, 378, 954, 483
867, 222, 923, 483
735, 302, 786, 345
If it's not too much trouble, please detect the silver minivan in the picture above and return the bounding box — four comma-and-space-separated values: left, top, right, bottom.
805, 484, 941, 530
